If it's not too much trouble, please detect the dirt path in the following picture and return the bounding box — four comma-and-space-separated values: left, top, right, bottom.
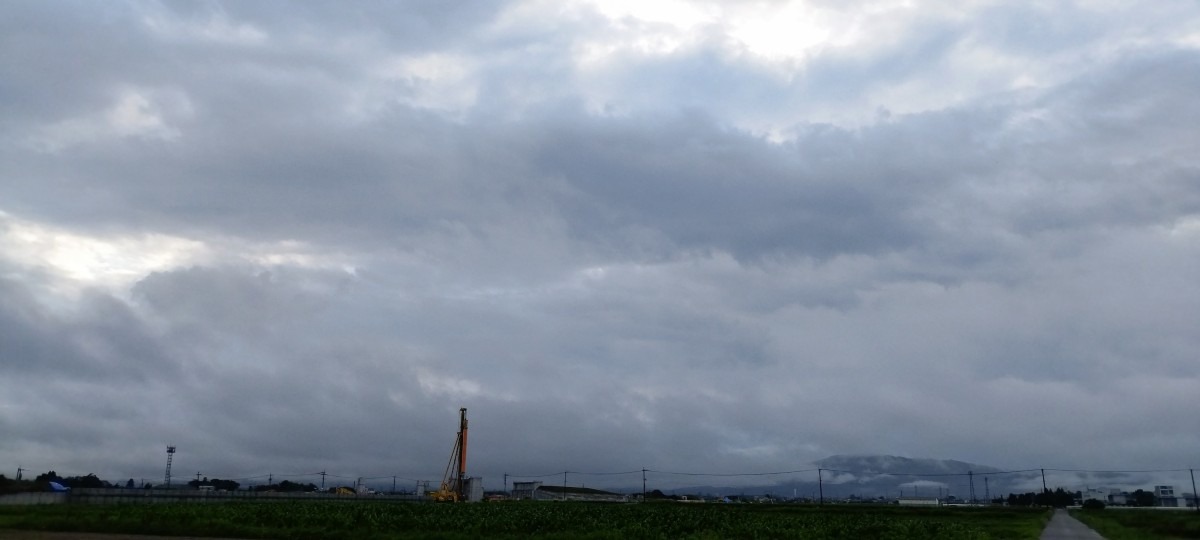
1039, 509, 1105, 539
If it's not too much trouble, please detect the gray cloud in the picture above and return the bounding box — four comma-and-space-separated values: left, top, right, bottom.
2, 0, 1199, 491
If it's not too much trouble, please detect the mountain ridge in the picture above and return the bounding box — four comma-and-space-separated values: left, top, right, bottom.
814, 454, 1005, 475
636, 455, 1176, 499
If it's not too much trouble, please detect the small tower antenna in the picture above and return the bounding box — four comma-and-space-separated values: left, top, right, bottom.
164, 446, 176, 487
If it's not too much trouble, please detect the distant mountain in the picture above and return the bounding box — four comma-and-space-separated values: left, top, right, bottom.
646, 455, 1035, 500
640, 455, 1177, 501
792, 455, 1010, 499
800, 455, 1030, 499
815, 454, 1003, 475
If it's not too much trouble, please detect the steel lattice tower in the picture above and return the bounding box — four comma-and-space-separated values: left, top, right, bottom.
164, 446, 176, 487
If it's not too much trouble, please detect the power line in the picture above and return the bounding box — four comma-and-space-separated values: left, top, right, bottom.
27, 463, 1199, 490
361, 474, 427, 482
567, 470, 643, 476
1044, 468, 1191, 474
648, 468, 817, 477
506, 471, 569, 478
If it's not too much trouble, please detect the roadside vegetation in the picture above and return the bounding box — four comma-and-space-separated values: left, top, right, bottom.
1071, 508, 1200, 540
0, 501, 1049, 539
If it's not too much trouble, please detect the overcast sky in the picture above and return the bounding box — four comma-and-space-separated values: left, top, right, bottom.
2, 1, 1199, 491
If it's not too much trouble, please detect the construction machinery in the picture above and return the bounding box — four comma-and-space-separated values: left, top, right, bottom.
429, 407, 468, 502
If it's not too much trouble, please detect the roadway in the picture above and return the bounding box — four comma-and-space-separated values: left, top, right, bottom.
1039, 509, 1105, 539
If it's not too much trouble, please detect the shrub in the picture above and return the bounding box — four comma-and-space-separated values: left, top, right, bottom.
1081, 499, 1105, 510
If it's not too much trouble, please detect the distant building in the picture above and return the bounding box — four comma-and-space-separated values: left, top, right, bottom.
1155, 485, 1180, 507
1079, 488, 1109, 505
1099, 486, 1198, 508
464, 477, 484, 503
897, 497, 941, 506
510, 481, 625, 502
511, 481, 541, 500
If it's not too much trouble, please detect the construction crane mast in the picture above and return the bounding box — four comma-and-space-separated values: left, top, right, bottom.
430, 408, 468, 502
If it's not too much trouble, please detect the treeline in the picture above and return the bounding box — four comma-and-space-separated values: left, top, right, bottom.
999, 488, 1076, 507
3, 470, 337, 495
188, 478, 325, 492
250, 480, 320, 493
999, 487, 1157, 508
1, 471, 144, 494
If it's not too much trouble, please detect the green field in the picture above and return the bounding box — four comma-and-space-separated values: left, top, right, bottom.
1071, 509, 1200, 540
0, 501, 1049, 539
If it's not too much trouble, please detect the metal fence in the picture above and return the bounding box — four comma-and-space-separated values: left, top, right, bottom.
8, 465, 1199, 508
1, 488, 427, 506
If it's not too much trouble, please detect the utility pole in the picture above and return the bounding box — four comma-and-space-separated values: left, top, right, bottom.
1041, 469, 1048, 505
196, 472, 202, 483
320, 471, 326, 490
642, 469, 647, 501
563, 471, 568, 501
968, 471, 976, 504
268, 473, 272, 485
1190, 469, 1198, 513
392, 476, 397, 494
16, 467, 23, 481
504, 473, 508, 494
818, 469, 824, 505
984, 476, 990, 503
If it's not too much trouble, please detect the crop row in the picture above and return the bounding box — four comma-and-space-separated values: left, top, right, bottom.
1, 501, 1046, 539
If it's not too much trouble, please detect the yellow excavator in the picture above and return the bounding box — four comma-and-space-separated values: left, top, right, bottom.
429, 408, 468, 502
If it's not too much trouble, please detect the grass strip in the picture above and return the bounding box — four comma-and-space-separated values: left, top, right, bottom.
0, 501, 1050, 540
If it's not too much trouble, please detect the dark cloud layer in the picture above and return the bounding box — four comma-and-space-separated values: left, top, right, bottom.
2, 1, 1199, 490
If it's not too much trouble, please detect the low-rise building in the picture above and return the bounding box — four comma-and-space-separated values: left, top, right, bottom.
1155, 485, 1180, 507
897, 497, 941, 506
511, 481, 541, 500
510, 481, 626, 502
1079, 488, 1109, 504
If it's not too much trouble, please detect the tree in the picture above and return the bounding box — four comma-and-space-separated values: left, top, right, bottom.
1006, 492, 1036, 506
1130, 489, 1156, 507
0, 475, 40, 495
1005, 489, 1073, 507
34, 471, 63, 483
126, 479, 135, 488
1035, 488, 1075, 508
211, 478, 240, 491
1082, 499, 1105, 510
63, 474, 108, 489
252, 480, 313, 493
